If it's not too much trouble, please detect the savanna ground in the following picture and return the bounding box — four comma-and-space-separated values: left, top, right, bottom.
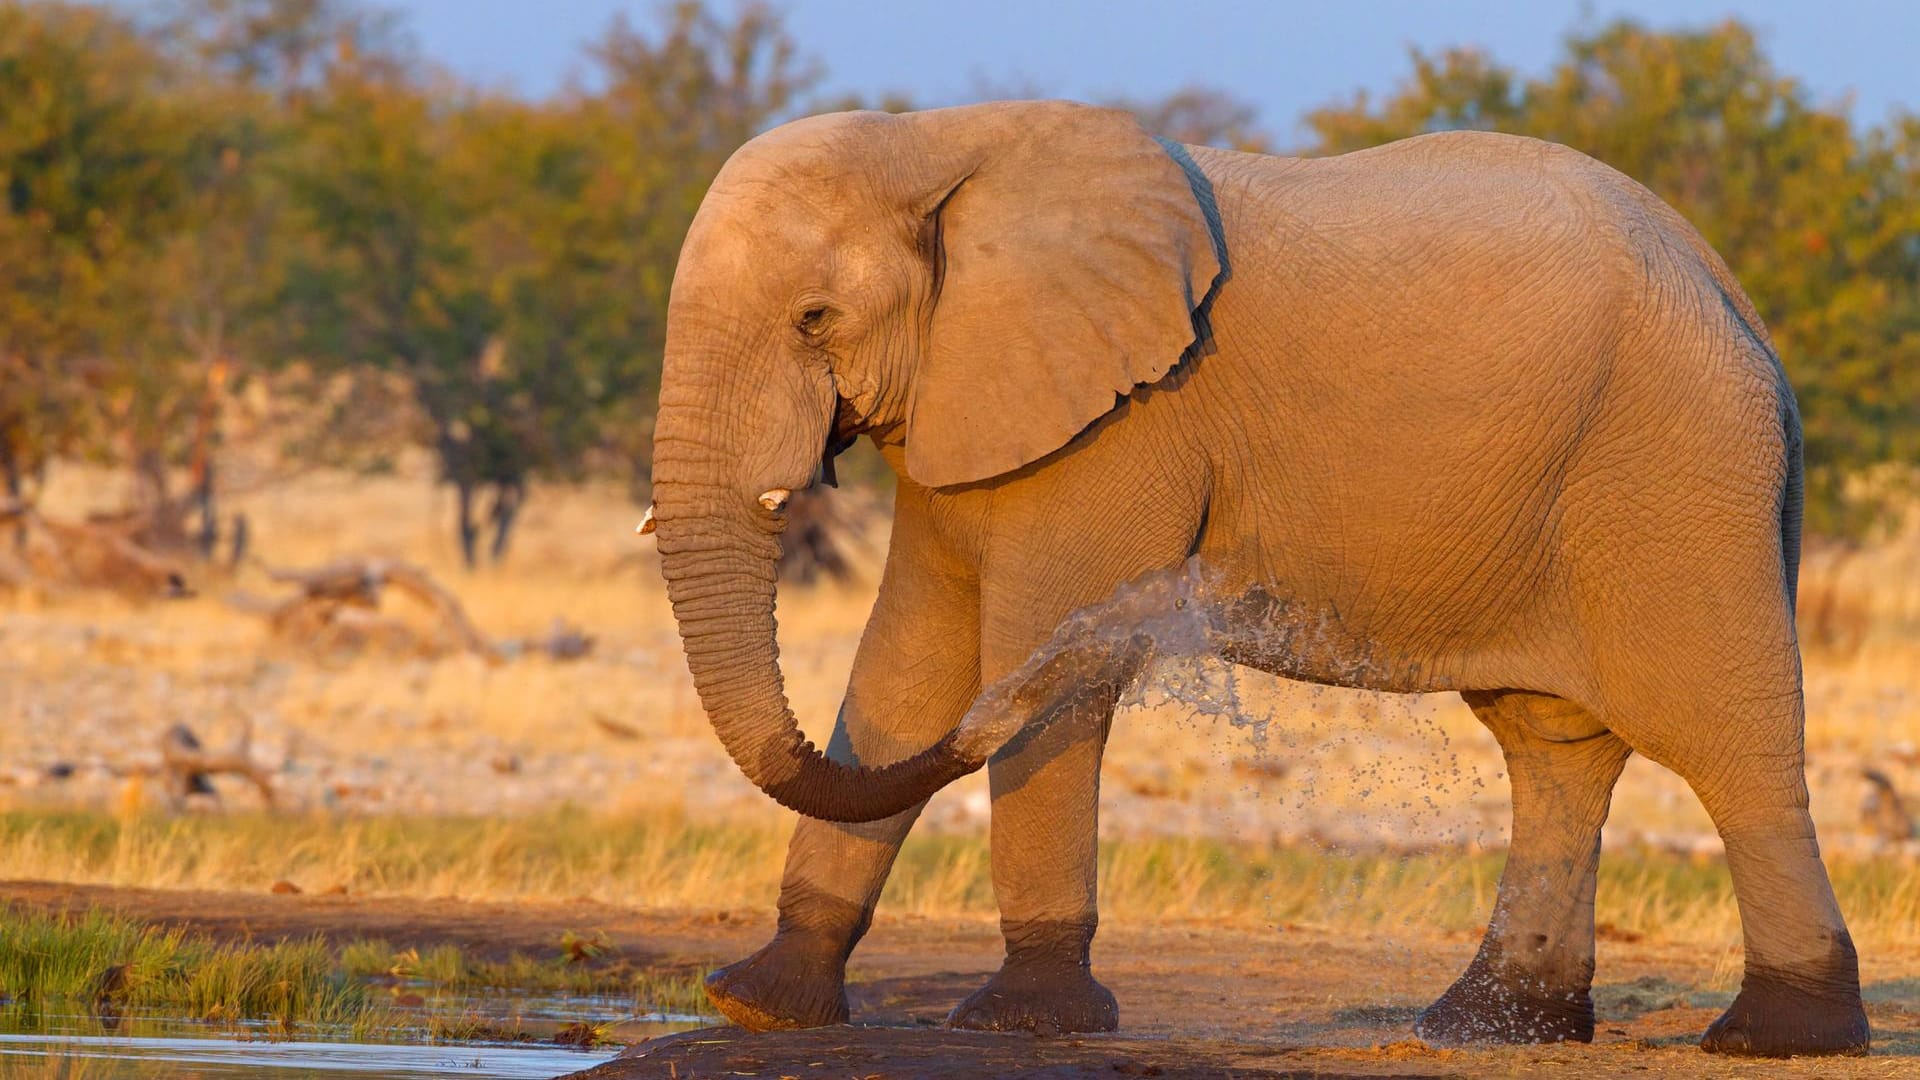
1, 456, 1918, 1076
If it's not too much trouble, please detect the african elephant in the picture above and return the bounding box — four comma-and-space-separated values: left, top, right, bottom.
644, 100, 1868, 1057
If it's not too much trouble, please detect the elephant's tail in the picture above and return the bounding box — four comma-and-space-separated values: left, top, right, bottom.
1779, 390, 1805, 619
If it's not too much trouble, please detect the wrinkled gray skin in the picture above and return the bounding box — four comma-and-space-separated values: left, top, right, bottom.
648, 100, 1867, 1057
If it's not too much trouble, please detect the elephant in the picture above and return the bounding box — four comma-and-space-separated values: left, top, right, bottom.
644, 99, 1869, 1057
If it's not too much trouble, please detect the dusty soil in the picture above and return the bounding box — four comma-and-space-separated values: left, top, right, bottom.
5, 881, 1917, 1078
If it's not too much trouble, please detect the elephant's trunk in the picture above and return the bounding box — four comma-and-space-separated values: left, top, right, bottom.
651, 391, 983, 823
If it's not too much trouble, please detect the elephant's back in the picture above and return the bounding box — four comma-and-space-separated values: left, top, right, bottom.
1180, 130, 1769, 405
1183, 134, 1640, 409
1192, 133, 1662, 297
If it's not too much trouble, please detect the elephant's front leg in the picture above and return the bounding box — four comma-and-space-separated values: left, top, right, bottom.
1416, 690, 1631, 1045
704, 509, 981, 1031
701, 703, 934, 1031
947, 631, 1148, 1034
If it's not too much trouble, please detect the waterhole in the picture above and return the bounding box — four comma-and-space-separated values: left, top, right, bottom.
0, 990, 704, 1078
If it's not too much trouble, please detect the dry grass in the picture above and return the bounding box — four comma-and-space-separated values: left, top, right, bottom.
3, 809, 1920, 967
1, 459, 1917, 949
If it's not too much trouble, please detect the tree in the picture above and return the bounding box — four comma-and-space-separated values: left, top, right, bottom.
276, 50, 508, 565
276, 2, 819, 566
157, 0, 399, 98
1304, 20, 1920, 536
0, 1, 199, 507
4, 4, 1906, 555
569, 1, 820, 478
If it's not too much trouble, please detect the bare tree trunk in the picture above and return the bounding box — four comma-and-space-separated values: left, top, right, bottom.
133, 448, 171, 521
193, 460, 218, 561
228, 512, 250, 569
487, 480, 523, 563
455, 479, 479, 570
432, 416, 481, 571
1, 436, 23, 553
188, 359, 228, 562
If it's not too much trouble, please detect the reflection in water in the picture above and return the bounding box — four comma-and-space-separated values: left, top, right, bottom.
0, 1032, 612, 1077
0, 991, 707, 1078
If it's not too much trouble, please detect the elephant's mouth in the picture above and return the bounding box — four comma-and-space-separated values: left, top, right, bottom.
817, 398, 866, 487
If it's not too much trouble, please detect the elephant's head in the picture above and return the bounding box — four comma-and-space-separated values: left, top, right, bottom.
650, 100, 1222, 822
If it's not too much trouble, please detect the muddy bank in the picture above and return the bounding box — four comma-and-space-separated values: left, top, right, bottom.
576, 1022, 1920, 1078
579, 1026, 1469, 1078
5, 882, 1919, 1078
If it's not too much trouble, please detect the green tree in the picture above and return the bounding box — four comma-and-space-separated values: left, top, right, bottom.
157, 0, 399, 96
276, 47, 508, 565
1305, 20, 1920, 536
0, 1, 199, 506
568, 1, 820, 479
276, 1, 817, 565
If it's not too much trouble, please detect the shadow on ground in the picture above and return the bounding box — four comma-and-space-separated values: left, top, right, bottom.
571, 1025, 1463, 1079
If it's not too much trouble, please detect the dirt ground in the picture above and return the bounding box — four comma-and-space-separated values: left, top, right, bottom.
6, 881, 1917, 1078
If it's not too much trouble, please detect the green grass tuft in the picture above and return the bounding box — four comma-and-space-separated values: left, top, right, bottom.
0, 907, 376, 1030
0, 904, 711, 1038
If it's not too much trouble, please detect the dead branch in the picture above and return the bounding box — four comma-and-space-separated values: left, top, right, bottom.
374, 561, 499, 657
249, 557, 508, 662
121, 723, 275, 809
777, 486, 888, 585
590, 712, 640, 740
1862, 768, 1915, 844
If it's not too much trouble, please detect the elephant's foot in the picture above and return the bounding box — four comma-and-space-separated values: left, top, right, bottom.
1700, 969, 1869, 1057
703, 933, 849, 1032
947, 958, 1119, 1035
1414, 956, 1593, 1046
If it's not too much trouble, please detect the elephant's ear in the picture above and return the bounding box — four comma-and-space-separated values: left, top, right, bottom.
900, 102, 1223, 489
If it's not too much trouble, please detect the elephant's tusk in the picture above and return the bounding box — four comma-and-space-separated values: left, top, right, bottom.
636, 505, 657, 535
758, 488, 791, 512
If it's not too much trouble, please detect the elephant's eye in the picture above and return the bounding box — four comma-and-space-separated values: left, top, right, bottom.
794, 305, 833, 338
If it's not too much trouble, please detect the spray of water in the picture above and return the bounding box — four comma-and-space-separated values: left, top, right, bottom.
944, 554, 1514, 1024
951, 554, 1413, 761
951, 557, 1243, 762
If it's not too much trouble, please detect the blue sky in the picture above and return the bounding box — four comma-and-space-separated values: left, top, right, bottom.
369, 0, 1918, 141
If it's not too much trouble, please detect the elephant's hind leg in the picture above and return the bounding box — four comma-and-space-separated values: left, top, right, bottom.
1582, 557, 1869, 1056
1627, 700, 1868, 1056
1417, 691, 1630, 1046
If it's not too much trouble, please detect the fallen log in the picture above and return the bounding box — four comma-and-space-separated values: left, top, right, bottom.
0, 501, 192, 601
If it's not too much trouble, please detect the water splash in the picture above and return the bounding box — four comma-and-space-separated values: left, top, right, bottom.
951, 555, 1433, 763
952, 559, 1244, 762
946, 554, 1515, 995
